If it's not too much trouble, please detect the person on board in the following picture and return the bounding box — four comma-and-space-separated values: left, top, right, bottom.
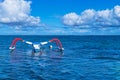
23, 40, 48, 56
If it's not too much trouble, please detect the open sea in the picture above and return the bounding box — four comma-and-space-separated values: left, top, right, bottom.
0, 35, 120, 80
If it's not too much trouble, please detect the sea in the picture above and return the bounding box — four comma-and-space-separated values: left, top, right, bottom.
0, 35, 120, 80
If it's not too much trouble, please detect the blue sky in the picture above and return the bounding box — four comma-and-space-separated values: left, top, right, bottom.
0, 0, 120, 35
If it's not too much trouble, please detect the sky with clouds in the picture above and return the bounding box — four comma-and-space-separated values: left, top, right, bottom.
0, 0, 120, 35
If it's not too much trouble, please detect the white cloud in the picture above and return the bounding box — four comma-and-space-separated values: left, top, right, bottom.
75, 29, 90, 33
114, 5, 120, 17
62, 12, 80, 26
62, 5, 120, 29
0, 0, 41, 27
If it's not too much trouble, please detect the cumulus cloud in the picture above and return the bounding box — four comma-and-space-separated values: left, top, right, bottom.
0, 0, 41, 27
62, 5, 120, 29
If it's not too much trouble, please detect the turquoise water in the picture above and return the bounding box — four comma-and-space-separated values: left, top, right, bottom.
0, 35, 120, 80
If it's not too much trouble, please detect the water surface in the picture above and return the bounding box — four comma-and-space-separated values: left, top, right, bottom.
0, 35, 120, 80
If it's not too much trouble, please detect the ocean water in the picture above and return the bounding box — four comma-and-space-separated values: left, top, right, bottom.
0, 35, 120, 80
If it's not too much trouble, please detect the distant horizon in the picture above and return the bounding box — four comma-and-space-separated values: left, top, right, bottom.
1, 34, 120, 36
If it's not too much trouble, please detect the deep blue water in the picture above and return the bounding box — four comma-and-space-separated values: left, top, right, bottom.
0, 35, 120, 80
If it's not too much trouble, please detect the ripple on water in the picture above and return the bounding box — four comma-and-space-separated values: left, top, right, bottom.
0, 35, 120, 80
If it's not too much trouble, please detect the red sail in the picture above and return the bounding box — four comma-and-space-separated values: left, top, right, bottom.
10, 38, 23, 48
49, 38, 62, 49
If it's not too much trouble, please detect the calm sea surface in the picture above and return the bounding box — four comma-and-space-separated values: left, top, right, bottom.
0, 35, 120, 80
